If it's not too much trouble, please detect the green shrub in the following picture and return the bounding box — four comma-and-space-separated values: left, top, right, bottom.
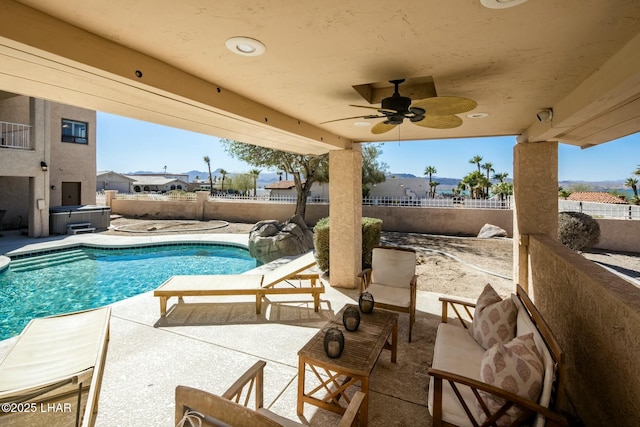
558, 211, 600, 251
313, 217, 382, 272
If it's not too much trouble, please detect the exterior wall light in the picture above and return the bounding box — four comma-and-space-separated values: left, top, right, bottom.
40, 161, 48, 171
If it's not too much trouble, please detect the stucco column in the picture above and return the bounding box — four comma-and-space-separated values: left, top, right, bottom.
29, 98, 49, 237
329, 147, 362, 288
513, 141, 558, 291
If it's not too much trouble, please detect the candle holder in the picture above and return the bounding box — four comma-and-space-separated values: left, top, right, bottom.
342, 306, 361, 332
323, 327, 345, 358
359, 292, 375, 314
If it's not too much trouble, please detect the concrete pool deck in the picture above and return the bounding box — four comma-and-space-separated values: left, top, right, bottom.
0, 231, 439, 426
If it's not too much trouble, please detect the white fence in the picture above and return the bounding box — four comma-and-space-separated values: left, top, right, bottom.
104, 192, 512, 209
559, 200, 640, 220
113, 192, 198, 202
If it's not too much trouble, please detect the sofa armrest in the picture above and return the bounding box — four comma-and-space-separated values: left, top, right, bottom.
357, 268, 372, 292
439, 296, 475, 327
428, 368, 569, 427
338, 390, 366, 427
222, 360, 266, 409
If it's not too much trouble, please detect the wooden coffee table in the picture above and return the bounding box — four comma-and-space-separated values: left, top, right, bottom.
297, 304, 398, 426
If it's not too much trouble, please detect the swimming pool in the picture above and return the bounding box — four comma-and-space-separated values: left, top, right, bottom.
0, 243, 256, 340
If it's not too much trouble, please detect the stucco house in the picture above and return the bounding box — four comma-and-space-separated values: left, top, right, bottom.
96, 171, 135, 193
127, 175, 189, 193
0, 92, 96, 236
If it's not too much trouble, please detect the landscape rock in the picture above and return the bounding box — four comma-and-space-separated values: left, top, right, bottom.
477, 223, 508, 239
248, 214, 314, 263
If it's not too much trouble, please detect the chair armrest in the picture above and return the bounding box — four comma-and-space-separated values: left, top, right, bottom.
357, 268, 372, 292
428, 369, 569, 427
337, 391, 366, 427
439, 296, 475, 327
222, 360, 266, 409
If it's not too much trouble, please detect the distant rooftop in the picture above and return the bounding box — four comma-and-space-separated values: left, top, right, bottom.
566, 192, 628, 204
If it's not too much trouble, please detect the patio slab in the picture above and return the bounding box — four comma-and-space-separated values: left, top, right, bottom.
0, 231, 450, 426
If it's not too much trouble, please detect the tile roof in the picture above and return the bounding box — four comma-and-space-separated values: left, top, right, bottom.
566, 192, 628, 204
264, 180, 297, 189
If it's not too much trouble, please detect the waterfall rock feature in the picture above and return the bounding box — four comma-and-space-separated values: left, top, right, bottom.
248, 215, 315, 263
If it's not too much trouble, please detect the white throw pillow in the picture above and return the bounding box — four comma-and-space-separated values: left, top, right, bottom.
469, 284, 517, 349
477, 333, 545, 426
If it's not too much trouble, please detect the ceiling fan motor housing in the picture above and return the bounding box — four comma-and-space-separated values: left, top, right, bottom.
381, 95, 412, 114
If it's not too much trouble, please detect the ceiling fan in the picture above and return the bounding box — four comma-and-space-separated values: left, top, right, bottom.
322, 79, 477, 134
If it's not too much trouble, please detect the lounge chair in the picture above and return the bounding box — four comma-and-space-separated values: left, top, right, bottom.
0, 307, 111, 427
175, 360, 365, 427
154, 252, 324, 316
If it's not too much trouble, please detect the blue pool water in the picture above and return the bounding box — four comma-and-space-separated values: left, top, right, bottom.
0, 244, 256, 340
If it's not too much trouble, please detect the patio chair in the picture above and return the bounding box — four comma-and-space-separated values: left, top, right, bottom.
358, 246, 417, 342
0, 307, 111, 427
175, 360, 365, 427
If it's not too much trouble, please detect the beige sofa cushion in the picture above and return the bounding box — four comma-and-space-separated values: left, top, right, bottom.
469, 284, 517, 350
428, 323, 485, 427
478, 333, 544, 426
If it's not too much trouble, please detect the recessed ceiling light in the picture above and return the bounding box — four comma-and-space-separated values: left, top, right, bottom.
480, 0, 528, 9
467, 112, 490, 119
225, 36, 266, 57
354, 121, 372, 127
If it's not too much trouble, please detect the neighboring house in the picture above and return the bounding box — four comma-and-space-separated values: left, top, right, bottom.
128, 172, 190, 182
96, 171, 136, 193
0, 92, 96, 236
368, 177, 429, 199
567, 191, 628, 204
265, 180, 329, 200
127, 175, 189, 192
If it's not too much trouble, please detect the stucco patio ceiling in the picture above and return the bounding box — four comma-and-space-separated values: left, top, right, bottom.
0, 0, 639, 155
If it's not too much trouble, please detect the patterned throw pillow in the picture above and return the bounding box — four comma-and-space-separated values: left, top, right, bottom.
477, 333, 545, 426
469, 284, 517, 349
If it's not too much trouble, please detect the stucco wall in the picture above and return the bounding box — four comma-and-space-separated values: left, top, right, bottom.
528, 234, 640, 425
363, 206, 513, 236
110, 197, 513, 236
594, 218, 640, 253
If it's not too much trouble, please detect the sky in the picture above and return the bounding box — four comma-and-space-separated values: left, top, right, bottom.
96, 112, 639, 182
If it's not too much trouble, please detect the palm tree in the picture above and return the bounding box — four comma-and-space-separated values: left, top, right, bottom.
203, 156, 214, 196
277, 171, 283, 181
625, 177, 638, 199
249, 169, 261, 197
469, 155, 483, 173
493, 172, 509, 183
635, 165, 640, 176
482, 162, 494, 196
219, 168, 228, 192
424, 166, 437, 197
430, 181, 440, 197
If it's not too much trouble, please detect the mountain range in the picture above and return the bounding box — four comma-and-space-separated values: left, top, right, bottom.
130, 170, 630, 191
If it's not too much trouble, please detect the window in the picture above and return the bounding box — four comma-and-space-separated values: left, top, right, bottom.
61, 119, 88, 144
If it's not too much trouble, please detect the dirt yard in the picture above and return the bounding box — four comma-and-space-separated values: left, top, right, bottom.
105, 217, 640, 300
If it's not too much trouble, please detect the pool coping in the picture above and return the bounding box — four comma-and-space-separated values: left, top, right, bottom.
0, 232, 250, 274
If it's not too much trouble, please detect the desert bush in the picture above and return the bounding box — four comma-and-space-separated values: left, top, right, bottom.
558, 211, 600, 251
313, 217, 382, 272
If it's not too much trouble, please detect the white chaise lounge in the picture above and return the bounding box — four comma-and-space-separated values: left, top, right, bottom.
0, 307, 111, 427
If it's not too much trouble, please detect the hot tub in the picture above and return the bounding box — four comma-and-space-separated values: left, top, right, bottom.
49, 205, 111, 235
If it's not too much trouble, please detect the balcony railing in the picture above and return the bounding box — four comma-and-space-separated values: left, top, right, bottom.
0, 121, 31, 150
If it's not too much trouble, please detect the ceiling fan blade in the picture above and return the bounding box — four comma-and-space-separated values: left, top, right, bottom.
371, 121, 397, 134
319, 114, 384, 124
413, 115, 463, 129
348, 104, 397, 114
412, 96, 478, 116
